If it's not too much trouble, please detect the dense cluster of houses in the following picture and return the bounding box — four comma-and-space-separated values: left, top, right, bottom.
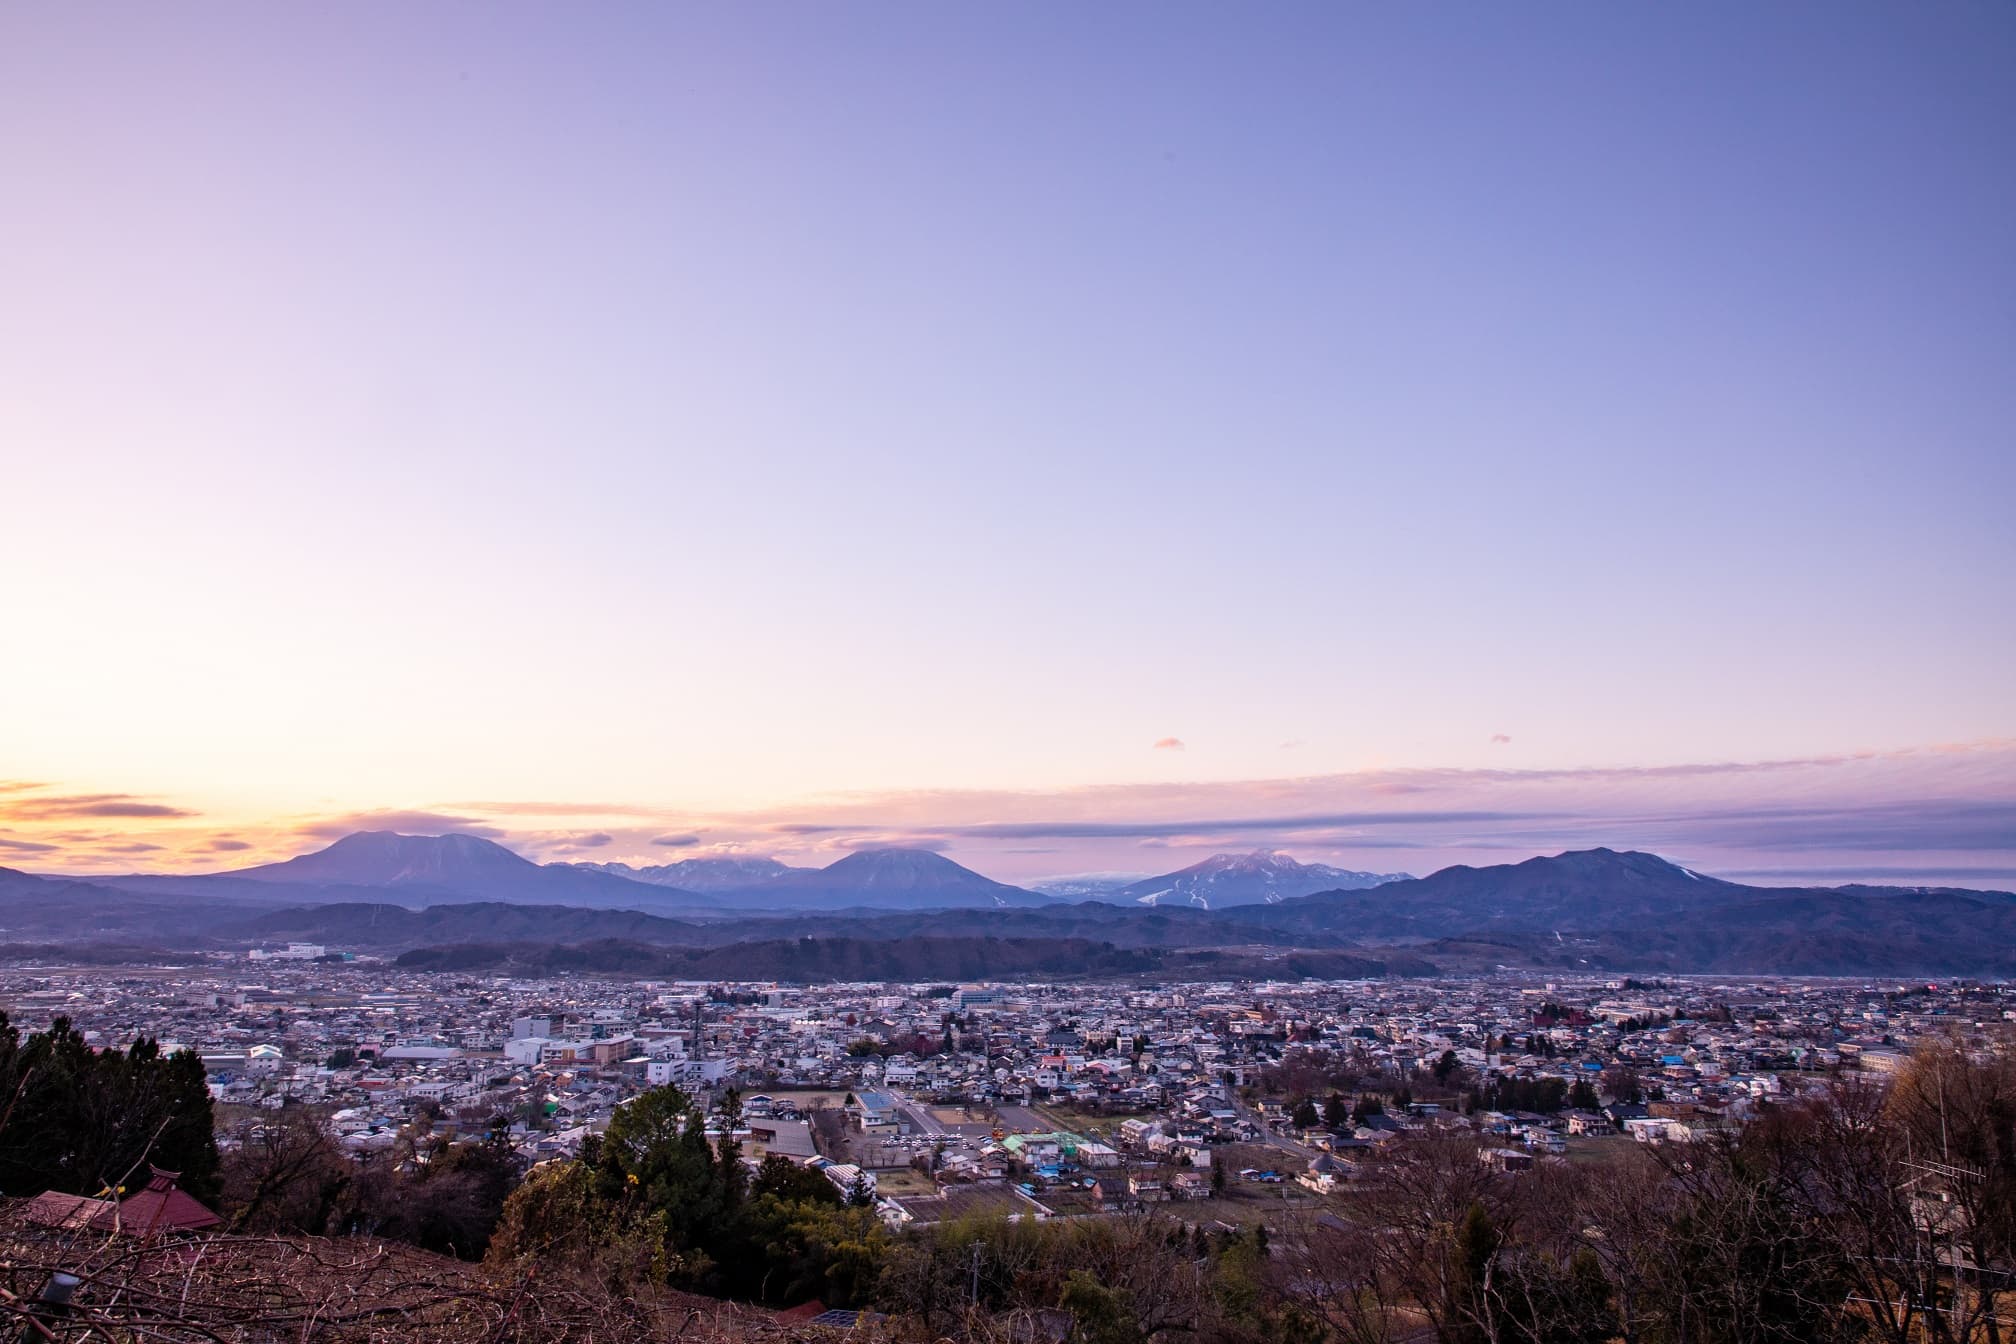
1, 961, 2008, 1227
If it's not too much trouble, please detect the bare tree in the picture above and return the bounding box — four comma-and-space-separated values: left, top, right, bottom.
1887, 1040, 2016, 1344
218, 1108, 350, 1235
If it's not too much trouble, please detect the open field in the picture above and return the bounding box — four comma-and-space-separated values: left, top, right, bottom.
748, 1088, 848, 1110
1562, 1133, 1641, 1166
1023, 1102, 1160, 1137
928, 1105, 992, 1125
1215, 1142, 1299, 1175
872, 1168, 938, 1196
1169, 1185, 1329, 1230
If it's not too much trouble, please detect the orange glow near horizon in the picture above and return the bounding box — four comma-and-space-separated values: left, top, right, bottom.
5, 739, 2013, 889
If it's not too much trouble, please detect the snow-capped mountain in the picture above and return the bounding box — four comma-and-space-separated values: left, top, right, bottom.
1110, 850, 1411, 910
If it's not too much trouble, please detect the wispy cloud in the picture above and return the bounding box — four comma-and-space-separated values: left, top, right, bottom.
693, 739, 2016, 881
444, 800, 681, 819
1625, 800, 2016, 853
204, 838, 253, 852
1490, 733, 1512, 745
292, 809, 504, 840
913, 810, 1548, 841
0, 835, 60, 853
1152, 737, 1185, 751
651, 833, 702, 848
0, 792, 196, 820
837, 834, 949, 853
1719, 865, 2016, 882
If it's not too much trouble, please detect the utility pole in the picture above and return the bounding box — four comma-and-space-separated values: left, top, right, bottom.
969, 1239, 983, 1307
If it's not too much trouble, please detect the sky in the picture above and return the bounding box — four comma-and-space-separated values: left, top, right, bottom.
2, 5, 2011, 886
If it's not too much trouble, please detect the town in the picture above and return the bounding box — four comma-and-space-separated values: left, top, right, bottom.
8, 955, 2011, 1232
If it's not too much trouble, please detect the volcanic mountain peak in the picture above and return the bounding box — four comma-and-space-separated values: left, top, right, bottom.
207, 831, 720, 911
743, 847, 1054, 909
810, 848, 1007, 889
1421, 847, 1734, 892
231, 831, 535, 886
1111, 849, 1410, 909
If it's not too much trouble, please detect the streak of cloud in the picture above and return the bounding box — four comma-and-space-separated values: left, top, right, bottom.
445, 800, 681, 818
922, 810, 1551, 840
0, 835, 60, 853
1718, 865, 2016, 882
0, 792, 196, 820
292, 809, 505, 840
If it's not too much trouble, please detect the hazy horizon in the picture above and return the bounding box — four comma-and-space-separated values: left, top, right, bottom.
4, 737, 2012, 890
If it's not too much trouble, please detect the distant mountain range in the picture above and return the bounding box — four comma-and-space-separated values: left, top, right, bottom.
221, 831, 720, 910
560, 856, 805, 891
8, 838, 2016, 976
23, 833, 1070, 918
1027, 873, 1148, 900
566, 845, 1057, 910
747, 847, 1053, 910
1216, 847, 2016, 975
1224, 847, 1767, 938
1108, 850, 1410, 908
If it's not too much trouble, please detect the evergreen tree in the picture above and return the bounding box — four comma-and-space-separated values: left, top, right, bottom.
0, 1014, 219, 1202
715, 1087, 746, 1211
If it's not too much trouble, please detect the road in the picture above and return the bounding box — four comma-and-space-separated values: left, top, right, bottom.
1232, 1098, 1323, 1163
896, 1098, 946, 1135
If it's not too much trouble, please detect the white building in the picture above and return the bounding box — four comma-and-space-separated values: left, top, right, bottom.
249, 943, 326, 961
647, 1058, 728, 1087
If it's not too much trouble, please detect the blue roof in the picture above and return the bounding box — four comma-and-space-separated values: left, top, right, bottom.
855, 1090, 896, 1108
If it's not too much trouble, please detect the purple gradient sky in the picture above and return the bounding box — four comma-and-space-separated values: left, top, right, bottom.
2, 6, 2011, 883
